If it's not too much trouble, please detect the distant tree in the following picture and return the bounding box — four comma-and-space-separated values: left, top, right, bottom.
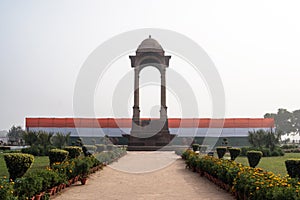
22, 131, 38, 146
264, 108, 295, 136
248, 129, 279, 150
37, 131, 53, 149
7, 126, 25, 145
292, 110, 300, 135
52, 132, 70, 149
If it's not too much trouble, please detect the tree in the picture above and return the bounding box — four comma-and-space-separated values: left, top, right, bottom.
22, 131, 38, 145
51, 132, 70, 149
292, 110, 300, 135
264, 108, 295, 136
7, 125, 25, 145
248, 129, 268, 148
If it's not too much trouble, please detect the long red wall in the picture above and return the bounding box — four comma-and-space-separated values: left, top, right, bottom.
26, 118, 274, 128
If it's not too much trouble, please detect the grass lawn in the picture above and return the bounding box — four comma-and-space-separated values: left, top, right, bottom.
235, 153, 300, 176
0, 153, 49, 177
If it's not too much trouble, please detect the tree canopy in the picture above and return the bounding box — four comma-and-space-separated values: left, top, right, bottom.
264, 108, 300, 136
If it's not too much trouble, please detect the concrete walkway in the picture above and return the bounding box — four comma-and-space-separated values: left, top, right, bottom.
53, 152, 234, 200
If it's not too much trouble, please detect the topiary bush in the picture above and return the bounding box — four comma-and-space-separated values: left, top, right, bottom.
228, 147, 241, 161
216, 147, 227, 159
285, 159, 300, 178
247, 150, 263, 168
3, 153, 34, 180
49, 149, 69, 166
64, 146, 82, 159
192, 144, 200, 152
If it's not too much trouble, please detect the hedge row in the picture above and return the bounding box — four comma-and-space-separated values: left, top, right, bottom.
183, 150, 300, 200
0, 147, 127, 200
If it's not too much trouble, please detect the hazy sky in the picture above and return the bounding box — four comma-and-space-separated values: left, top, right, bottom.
1, 0, 300, 131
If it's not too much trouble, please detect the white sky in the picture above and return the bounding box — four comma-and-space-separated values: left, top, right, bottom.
1, 0, 300, 131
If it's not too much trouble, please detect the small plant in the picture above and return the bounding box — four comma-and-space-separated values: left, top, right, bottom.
285, 159, 300, 178
228, 147, 241, 161
3, 153, 34, 180
192, 144, 199, 152
216, 147, 227, 159
247, 150, 262, 168
49, 149, 69, 166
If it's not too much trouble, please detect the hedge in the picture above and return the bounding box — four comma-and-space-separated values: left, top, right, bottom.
48, 149, 69, 166
64, 146, 82, 159
247, 150, 263, 168
216, 147, 227, 159
3, 153, 34, 180
228, 148, 241, 161
285, 159, 300, 178
183, 150, 300, 200
192, 144, 199, 152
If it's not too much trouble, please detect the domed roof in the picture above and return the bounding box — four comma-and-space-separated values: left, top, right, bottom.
137, 35, 164, 53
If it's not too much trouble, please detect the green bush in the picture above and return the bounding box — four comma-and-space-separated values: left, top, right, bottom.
192, 144, 199, 152
241, 146, 284, 157
48, 149, 69, 166
228, 147, 241, 161
247, 150, 262, 168
216, 147, 227, 159
0, 177, 15, 200
285, 159, 300, 178
3, 153, 34, 180
95, 144, 106, 152
33, 169, 64, 190
64, 146, 82, 159
14, 174, 43, 199
75, 158, 91, 177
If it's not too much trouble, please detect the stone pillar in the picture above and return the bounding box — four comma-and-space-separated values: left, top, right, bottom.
133, 68, 140, 124
160, 68, 167, 119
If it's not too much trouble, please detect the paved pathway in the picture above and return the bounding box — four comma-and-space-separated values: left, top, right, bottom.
53, 152, 234, 200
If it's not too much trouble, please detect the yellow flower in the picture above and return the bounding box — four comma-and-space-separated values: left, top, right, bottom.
256, 187, 260, 190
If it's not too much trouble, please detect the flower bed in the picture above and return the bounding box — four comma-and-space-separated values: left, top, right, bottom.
0, 146, 127, 200
183, 150, 300, 200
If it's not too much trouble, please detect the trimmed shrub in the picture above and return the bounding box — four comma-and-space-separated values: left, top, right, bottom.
49, 149, 69, 166
64, 146, 82, 159
95, 144, 106, 152
285, 159, 300, 178
228, 147, 241, 161
247, 150, 262, 168
192, 144, 199, 152
3, 153, 34, 180
216, 147, 227, 159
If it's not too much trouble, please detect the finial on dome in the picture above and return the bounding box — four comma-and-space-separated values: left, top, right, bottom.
149, 35, 151, 38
